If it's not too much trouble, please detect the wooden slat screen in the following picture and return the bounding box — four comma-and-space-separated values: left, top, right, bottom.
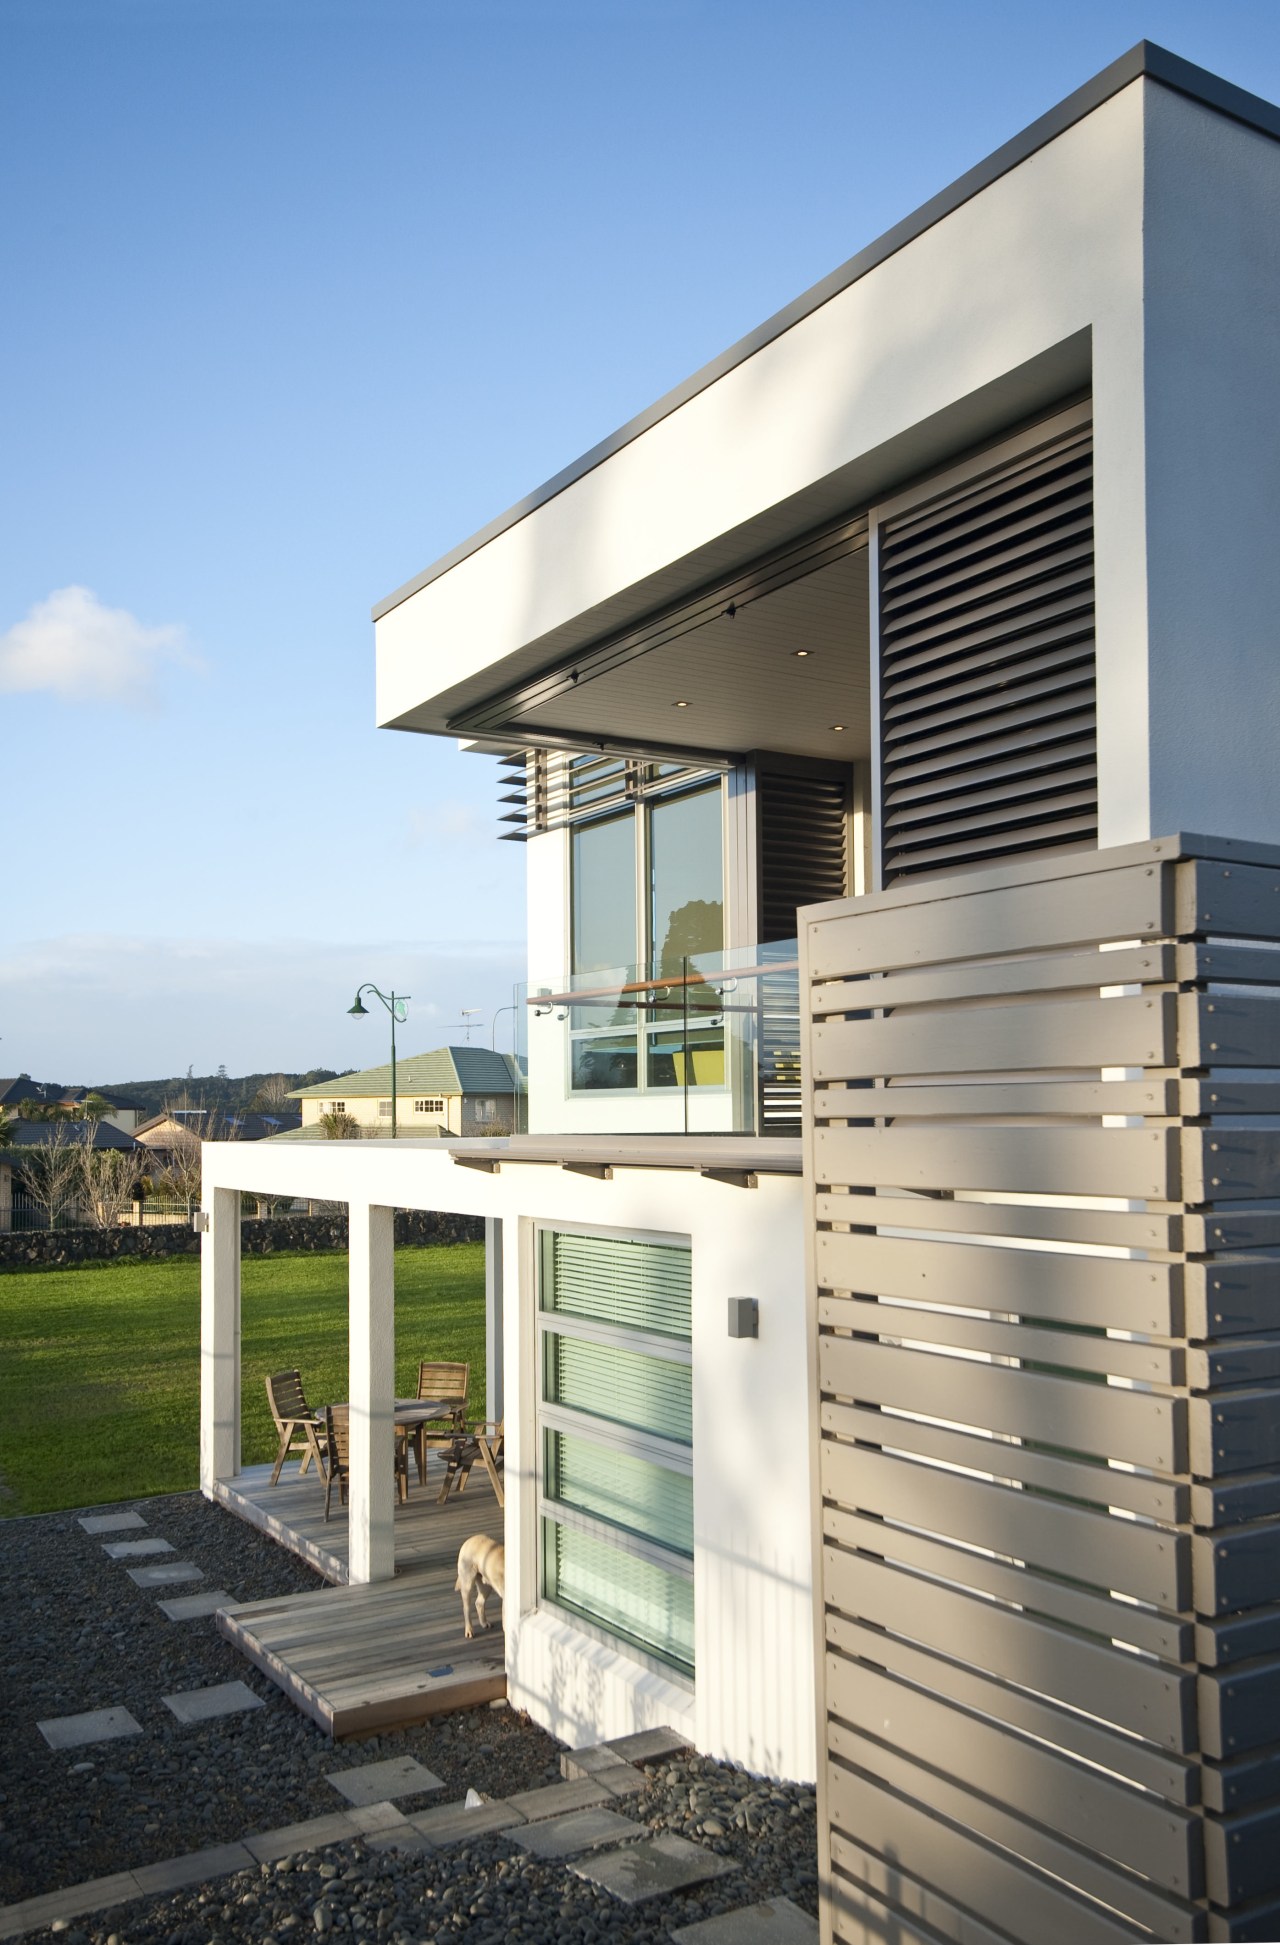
877, 419, 1096, 882
803, 835, 1280, 1944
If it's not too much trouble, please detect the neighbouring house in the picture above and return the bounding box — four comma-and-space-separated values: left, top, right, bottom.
58, 1086, 144, 1135
134, 1106, 300, 1157
200, 45, 1280, 1941
1, 1118, 141, 1232
284, 1046, 521, 1139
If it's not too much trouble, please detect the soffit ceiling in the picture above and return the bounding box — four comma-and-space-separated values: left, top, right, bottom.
505, 548, 872, 763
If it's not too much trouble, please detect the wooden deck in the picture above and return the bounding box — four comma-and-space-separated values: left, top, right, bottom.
214, 1460, 506, 1737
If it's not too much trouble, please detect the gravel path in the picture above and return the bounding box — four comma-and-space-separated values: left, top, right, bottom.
0, 1494, 818, 1942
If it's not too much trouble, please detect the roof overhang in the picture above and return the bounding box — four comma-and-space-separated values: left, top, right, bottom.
373, 41, 1280, 767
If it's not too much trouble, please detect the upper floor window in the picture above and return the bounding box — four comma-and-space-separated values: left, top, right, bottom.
570, 783, 724, 1091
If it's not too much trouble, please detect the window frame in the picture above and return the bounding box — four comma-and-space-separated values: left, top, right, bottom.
534, 1222, 695, 1681
567, 775, 728, 1097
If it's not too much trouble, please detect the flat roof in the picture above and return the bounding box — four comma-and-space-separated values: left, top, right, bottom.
373, 41, 1280, 625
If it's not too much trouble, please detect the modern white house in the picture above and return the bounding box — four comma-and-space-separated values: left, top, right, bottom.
203, 43, 1280, 1943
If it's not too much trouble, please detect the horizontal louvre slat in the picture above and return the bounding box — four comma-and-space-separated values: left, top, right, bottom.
879, 420, 1096, 882
883, 431, 1092, 552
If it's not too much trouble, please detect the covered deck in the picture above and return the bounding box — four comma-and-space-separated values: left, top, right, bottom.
215, 1454, 505, 1737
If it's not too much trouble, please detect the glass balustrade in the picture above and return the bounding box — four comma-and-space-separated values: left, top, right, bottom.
514, 940, 800, 1137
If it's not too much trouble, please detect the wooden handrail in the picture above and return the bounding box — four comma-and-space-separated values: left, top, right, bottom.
527, 957, 799, 1008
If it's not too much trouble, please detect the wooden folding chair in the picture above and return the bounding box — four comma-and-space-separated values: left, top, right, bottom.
409, 1359, 471, 1485
437, 1417, 505, 1507
265, 1370, 327, 1486
322, 1404, 410, 1521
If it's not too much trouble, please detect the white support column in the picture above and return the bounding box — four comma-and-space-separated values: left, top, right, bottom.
200, 1187, 241, 1496
485, 1216, 504, 1424
348, 1202, 396, 1584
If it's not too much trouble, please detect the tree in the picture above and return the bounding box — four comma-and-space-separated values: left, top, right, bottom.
21, 1121, 82, 1229
154, 1104, 235, 1218
250, 1073, 292, 1114
319, 1110, 361, 1140
77, 1134, 141, 1231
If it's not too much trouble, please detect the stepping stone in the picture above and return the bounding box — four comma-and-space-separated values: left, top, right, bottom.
670, 1897, 820, 1944
365, 1827, 436, 1856
408, 1798, 526, 1845
326, 1756, 445, 1806
504, 1777, 611, 1822
163, 1680, 264, 1724
133, 1841, 256, 1896
158, 1588, 238, 1621
103, 1538, 174, 1559
605, 1726, 692, 1766
572, 1831, 737, 1905
128, 1561, 204, 1587
246, 1812, 356, 1865
38, 1706, 143, 1751
346, 1802, 407, 1835
78, 1512, 146, 1535
513, 1806, 646, 1860
561, 1745, 648, 1796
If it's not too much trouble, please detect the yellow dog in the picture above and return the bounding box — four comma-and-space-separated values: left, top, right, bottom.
455, 1533, 504, 1639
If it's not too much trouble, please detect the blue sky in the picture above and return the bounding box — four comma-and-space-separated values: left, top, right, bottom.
2, 0, 1276, 1083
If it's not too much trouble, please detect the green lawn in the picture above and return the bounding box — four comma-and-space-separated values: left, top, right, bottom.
0, 1244, 486, 1516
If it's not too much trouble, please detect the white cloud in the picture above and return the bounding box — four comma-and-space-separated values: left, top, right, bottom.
0, 585, 199, 707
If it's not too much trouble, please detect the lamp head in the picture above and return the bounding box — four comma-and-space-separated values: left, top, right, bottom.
348, 995, 369, 1017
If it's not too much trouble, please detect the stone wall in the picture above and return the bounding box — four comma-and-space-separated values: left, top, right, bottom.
0, 1207, 483, 1272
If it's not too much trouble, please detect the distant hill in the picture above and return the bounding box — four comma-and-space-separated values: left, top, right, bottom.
93, 1070, 354, 1118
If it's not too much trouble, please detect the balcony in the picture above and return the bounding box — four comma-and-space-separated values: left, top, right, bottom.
517, 941, 800, 1139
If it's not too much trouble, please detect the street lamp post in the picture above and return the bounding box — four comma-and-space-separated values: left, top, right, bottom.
348, 985, 410, 1138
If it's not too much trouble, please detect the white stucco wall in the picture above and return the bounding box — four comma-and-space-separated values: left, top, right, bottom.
376, 80, 1151, 845
1141, 85, 1280, 845
200, 1138, 814, 1781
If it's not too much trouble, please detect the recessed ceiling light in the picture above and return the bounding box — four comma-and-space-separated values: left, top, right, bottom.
793, 649, 811, 658
830, 723, 845, 732
674, 699, 689, 708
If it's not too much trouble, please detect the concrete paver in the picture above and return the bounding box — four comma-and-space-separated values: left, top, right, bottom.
512, 1806, 646, 1861
407, 1798, 526, 1845
344, 1803, 407, 1835
572, 1831, 737, 1905
326, 1756, 445, 1806
670, 1895, 820, 1943
162, 1680, 264, 1725
37, 1708, 143, 1752
0, 1871, 139, 1941
132, 1843, 256, 1897
102, 1539, 174, 1560
77, 1513, 146, 1536
157, 1588, 239, 1621
127, 1561, 204, 1588
244, 1812, 359, 1865
605, 1726, 692, 1766
504, 1777, 611, 1822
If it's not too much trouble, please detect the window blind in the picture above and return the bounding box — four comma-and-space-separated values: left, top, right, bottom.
545, 1427, 693, 1556
543, 1332, 693, 1445
542, 1521, 695, 1676
542, 1231, 692, 1339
